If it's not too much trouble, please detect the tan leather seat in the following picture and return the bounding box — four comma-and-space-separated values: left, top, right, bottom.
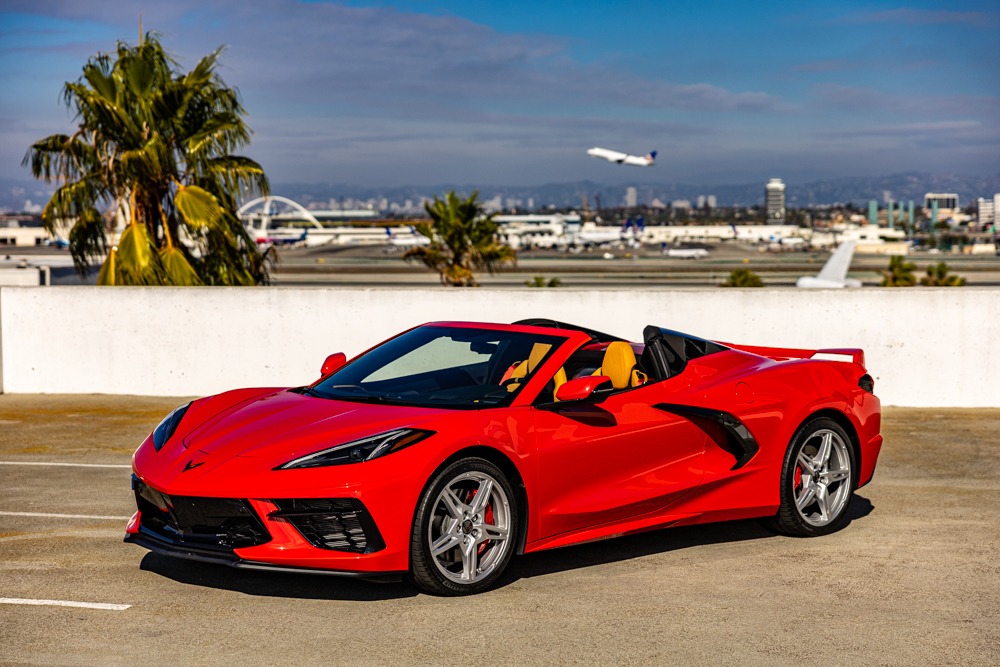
593, 341, 647, 390
502, 342, 553, 391
550, 366, 568, 400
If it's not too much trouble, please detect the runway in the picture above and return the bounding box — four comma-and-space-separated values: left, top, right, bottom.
9, 242, 1000, 287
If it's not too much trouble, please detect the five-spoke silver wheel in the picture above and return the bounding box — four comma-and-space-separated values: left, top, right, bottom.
428, 471, 511, 585
770, 417, 856, 537
410, 458, 518, 595
793, 429, 852, 527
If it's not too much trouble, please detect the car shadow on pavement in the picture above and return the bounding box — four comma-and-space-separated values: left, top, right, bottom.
139, 553, 418, 601
138, 494, 873, 599
497, 493, 875, 588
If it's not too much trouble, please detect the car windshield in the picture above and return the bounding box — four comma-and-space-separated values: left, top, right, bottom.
306, 326, 564, 409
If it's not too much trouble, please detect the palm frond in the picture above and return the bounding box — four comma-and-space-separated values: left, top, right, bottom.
184, 46, 225, 88
97, 247, 118, 286
174, 183, 226, 231
160, 246, 203, 286
68, 208, 108, 276
116, 222, 160, 284
81, 63, 117, 103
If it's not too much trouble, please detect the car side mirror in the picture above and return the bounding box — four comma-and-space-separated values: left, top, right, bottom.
556, 375, 612, 403
320, 352, 347, 377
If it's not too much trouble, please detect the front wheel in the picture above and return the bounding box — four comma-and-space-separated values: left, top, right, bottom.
409, 457, 518, 595
769, 417, 856, 537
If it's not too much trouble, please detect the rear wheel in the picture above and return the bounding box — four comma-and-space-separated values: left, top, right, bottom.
770, 417, 856, 537
409, 457, 517, 595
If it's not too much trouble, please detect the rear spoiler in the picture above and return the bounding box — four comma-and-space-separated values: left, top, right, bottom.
723, 343, 865, 368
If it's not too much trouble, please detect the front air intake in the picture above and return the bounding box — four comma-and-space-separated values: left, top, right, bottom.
269, 498, 386, 554
132, 476, 270, 551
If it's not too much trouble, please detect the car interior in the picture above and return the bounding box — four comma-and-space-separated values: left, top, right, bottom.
511, 320, 729, 404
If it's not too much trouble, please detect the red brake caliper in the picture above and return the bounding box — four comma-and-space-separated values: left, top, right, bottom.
793, 466, 803, 490
478, 504, 496, 555
467, 487, 496, 556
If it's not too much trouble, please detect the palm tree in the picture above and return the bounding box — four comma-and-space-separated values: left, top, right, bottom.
23, 32, 271, 285
920, 262, 966, 286
404, 191, 516, 286
721, 268, 765, 287
880, 256, 917, 287
526, 275, 562, 288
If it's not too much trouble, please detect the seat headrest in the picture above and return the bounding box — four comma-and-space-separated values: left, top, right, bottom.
601, 341, 637, 390
526, 342, 552, 372
505, 342, 553, 390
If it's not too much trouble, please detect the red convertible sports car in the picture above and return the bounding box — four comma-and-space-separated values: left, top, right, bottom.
126, 319, 882, 595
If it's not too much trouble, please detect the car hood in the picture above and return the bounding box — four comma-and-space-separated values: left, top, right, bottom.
181, 388, 447, 466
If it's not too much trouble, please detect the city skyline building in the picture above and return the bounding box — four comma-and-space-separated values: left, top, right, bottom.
977, 194, 1000, 229
924, 193, 959, 213
625, 186, 638, 208
765, 178, 786, 222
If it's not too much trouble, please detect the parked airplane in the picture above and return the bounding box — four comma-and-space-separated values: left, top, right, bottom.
385, 226, 431, 248
796, 240, 861, 288
586, 147, 657, 167
667, 247, 709, 260
258, 228, 309, 246
575, 227, 623, 246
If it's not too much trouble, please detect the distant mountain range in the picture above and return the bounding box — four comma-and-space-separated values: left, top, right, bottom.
4, 172, 1000, 213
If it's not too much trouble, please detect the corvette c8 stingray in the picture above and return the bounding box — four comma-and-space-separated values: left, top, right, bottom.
126, 319, 882, 595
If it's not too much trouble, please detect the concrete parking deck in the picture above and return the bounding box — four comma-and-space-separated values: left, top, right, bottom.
1, 395, 997, 666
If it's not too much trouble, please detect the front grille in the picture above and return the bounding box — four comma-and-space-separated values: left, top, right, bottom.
270, 498, 385, 554
133, 477, 270, 552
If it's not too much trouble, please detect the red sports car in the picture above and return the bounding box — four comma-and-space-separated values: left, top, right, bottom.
126, 319, 882, 595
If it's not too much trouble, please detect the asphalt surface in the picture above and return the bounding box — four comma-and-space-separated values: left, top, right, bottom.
1, 395, 998, 666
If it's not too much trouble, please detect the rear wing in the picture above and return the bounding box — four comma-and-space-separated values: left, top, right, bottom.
723, 343, 865, 368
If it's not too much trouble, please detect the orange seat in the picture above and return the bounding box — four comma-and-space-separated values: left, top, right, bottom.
551, 366, 568, 401
502, 342, 553, 392
593, 341, 647, 390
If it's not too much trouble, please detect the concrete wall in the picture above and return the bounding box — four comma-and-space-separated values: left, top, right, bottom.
0, 267, 48, 286
0, 286, 997, 406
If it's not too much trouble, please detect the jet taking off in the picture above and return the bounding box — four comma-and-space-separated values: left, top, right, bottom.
587, 147, 657, 167
796, 240, 861, 288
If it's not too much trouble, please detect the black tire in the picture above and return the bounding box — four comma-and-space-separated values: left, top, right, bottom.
409, 457, 518, 596
767, 417, 856, 537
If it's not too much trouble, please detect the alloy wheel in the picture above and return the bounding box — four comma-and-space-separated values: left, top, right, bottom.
427, 470, 512, 585
792, 428, 852, 527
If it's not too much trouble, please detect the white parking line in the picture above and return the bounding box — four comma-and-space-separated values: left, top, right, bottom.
0, 461, 131, 469
0, 511, 131, 521
0, 597, 130, 611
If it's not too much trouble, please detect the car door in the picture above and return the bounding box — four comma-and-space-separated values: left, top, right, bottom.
531, 381, 706, 540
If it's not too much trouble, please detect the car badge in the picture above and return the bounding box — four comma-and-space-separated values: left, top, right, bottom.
182, 459, 205, 472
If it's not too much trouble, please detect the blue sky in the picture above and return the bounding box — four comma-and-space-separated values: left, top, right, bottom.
1, 0, 998, 188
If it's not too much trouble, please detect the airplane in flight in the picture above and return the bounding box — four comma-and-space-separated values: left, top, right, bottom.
796, 240, 862, 288
586, 147, 657, 167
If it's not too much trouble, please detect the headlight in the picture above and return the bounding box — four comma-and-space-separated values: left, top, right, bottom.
276, 428, 434, 470
152, 402, 191, 452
